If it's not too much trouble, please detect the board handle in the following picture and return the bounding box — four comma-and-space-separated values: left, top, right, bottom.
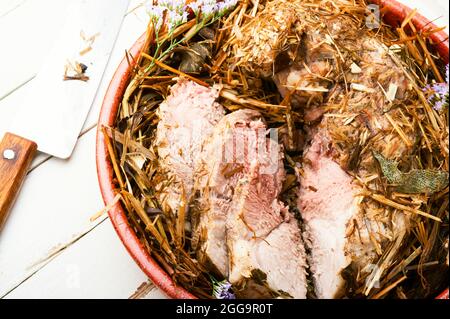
0, 133, 37, 231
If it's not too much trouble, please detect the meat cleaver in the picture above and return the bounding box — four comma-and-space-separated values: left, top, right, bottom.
0, 0, 130, 230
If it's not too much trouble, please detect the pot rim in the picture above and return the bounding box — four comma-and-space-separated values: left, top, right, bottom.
96, 0, 449, 299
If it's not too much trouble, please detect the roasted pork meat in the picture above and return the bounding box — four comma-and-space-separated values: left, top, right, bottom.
155, 78, 225, 217
192, 109, 264, 276
233, 0, 416, 298
227, 161, 308, 298
295, 16, 412, 298
192, 109, 308, 298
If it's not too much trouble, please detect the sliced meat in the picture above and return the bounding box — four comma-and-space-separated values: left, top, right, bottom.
292, 10, 413, 299
299, 132, 408, 298
227, 161, 308, 299
192, 109, 266, 277
297, 133, 405, 297
155, 78, 225, 216
298, 130, 363, 298
193, 109, 308, 298
234, 0, 415, 298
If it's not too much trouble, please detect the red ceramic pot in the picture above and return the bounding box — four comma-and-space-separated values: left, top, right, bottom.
96, 1, 449, 299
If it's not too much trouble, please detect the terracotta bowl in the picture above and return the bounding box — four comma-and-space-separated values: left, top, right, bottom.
96, 0, 449, 299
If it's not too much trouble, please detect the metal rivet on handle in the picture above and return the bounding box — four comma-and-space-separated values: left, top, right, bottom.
3, 149, 15, 160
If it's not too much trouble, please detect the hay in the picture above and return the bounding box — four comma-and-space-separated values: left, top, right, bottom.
104, 0, 448, 299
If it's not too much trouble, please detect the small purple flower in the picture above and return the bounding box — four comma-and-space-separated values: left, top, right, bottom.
212, 279, 236, 299
158, 0, 181, 12
217, 0, 238, 16
423, 64, 449, 111
188, 1, 202, 15
201, 3, 218, 17
148, 0, 238, 35
147, 4, 166, 31
167, 9, 186, 30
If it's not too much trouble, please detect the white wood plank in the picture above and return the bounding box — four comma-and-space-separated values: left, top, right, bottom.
0, 0, 27, 18
129, 280, 164, 299
0, 0, 71, 100
0, 128, 106, 296
0, 0, 163, 299
3, 219, 167, 299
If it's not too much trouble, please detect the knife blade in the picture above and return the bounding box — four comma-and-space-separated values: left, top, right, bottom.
0, 0, 130, 230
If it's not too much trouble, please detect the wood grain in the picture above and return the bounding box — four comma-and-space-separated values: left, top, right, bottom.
3, 219, 166, 299
0, 0, 68, 100
0, 132, 37, 231
0, 0, 149, 297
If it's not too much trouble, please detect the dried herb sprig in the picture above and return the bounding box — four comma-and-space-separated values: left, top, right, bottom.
373, 151, 449, 195
146, 0, 238, 69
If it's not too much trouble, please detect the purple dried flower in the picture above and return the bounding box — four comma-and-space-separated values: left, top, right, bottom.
158, 0, 182, 12
217, 0, 238, 15
201, 3, 218, 17
147, 4, 165, 31
433, 99, 446, 111
181, 0, 238, 21
166, 9, 187, 31
423, 64, 449, 111
212, 279, 236, 299
188, 1, 201, 15
433, 83, 449, 96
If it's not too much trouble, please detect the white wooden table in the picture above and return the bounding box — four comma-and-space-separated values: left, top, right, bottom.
0, 0, 448, 299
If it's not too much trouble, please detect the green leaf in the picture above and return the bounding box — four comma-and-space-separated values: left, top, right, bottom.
373, 151, 449, 194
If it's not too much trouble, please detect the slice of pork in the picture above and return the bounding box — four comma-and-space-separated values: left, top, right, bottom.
299, 128, 409, 298
227, 161, 308, 299
193, 109, 308, 298
298, 130, 365, 298
293, 16, 412, 299
155, 78, 225, 217
192, 109, 266, 277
